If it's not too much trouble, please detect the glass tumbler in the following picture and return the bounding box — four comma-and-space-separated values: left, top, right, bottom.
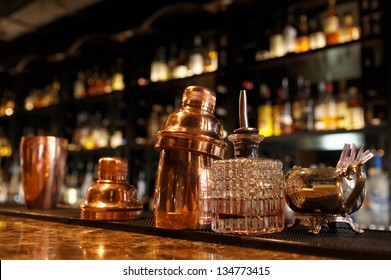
211, 157, 285, 235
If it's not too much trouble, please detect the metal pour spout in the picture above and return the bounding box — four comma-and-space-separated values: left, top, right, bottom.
228, 90, 264, 158
239, 89, 249, 128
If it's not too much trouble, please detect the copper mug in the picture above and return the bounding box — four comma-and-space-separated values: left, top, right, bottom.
19, 136, 68, 209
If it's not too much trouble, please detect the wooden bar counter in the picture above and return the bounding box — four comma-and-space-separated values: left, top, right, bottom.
0, 214, 335, 260
1, 205, 391, 260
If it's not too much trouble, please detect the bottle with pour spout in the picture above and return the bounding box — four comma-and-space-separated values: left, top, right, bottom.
153, 86, 228, 230
211, 90, 285, 235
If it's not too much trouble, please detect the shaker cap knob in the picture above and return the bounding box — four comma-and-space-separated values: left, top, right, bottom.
98, 157, 127, 181
182, 85, 216, 113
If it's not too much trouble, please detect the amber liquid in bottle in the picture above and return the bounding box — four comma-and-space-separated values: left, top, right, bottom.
295, 14, 310, 53
324, 0, 340, 45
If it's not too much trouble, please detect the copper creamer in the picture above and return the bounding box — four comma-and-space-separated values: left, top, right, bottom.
285, 144, 374, 233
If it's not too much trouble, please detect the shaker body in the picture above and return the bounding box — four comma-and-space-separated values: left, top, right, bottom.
154, 149, 212, 229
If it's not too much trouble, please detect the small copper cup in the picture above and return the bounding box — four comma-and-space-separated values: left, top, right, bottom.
19, 136, 68, 209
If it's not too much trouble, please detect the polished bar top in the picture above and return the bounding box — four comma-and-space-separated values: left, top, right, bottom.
0, 214, 337, 260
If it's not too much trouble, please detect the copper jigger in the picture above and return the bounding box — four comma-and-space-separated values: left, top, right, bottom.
19, 136, 68, 210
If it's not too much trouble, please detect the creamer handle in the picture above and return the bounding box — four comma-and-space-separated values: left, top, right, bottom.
344, 164, 366, 214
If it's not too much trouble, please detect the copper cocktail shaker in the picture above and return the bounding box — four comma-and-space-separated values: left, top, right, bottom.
154, 86, 227, 229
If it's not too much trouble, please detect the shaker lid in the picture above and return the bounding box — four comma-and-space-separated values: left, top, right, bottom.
155, 86, 228, 159
182, 85, 216, 113
98, 157, 127, 181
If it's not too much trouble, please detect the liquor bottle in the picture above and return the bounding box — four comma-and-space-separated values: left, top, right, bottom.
0, 169, 8, 203
84, 69, 93, 96
295, 14, 310, 53
167, 43, 178, 80
80, 161, 95, 199
0, 89, 15, 117
347, 86, 365, 130
72, 112, 86, 149
73, 71, 87, 99
272, 87, 282, 136
0, 129, 11, 202
150, 46, 169, 82
339, 12, 361, 43
255, 28, 271, 61
204, 39, 218, 73
291, 76, 303, 131
309, 17, 327, 50
292, 76, 314, 131
188, 35, 205, 76
314, 81, 327, 131
147, 104, 164, 144
269, 15, 286, 58
49, 77, 61, 105
137, 170, 148, 210
257, 83, 273, 137
110, 128, 124, 149
62, 162, 80, 205
303, 79, 315, 131
365, 89, 387, 126
172, 48, 189, 79
336, 79, 349, 130
95, 67, 106, 95
279, 77, 293, 134
282, 10, 297, 55
87, 66, 101, 96
217, 29, 229, 67
366, 152, 390, 228
324, 0, 340, 46
322, 76, 338, 130
7, 155, 23, 203
111, 57, 125, 91
99, 69, 110, 94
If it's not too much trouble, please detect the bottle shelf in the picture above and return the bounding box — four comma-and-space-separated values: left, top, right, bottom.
240, 35, 383, 73
263, 123, 388, 143
67, 145, 126, 154
71, 90, 125, 104
136, 71, 218, 94
16, 104, 60, 117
